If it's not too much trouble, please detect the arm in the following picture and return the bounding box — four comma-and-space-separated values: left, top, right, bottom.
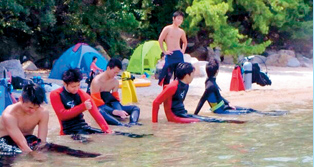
50, 90, 86, 121
91, 62, 102, 71
37, 109, 49, 143
90, 79, 100, 94
2, 113, 32, 152
79, 91, 112, 133
158, 26, 169, 54
152, 83, 177, 123
194, 88, 211, 115
180, 30, 187, 54
112, 79, 119, 94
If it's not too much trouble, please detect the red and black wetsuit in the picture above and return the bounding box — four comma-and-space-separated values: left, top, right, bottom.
50, 87, 111, 135
194, 77, 255, 115
153, 80, 236, 123
152, 80, 200, 123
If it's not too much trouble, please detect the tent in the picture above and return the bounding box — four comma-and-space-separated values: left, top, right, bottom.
49, 43, 108, 79
127, 40, 166, 74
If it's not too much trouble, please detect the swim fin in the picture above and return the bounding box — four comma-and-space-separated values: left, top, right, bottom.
255, 110, 289, 116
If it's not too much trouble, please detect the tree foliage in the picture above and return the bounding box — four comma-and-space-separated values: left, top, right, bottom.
0, 0, 312, 64
185, 0, 312, 61
0, 0, 141, 61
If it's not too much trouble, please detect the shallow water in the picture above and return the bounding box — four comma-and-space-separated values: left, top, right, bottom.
4, 102, 313, 167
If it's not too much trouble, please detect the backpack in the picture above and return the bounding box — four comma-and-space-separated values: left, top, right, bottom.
251, 63, 271, 86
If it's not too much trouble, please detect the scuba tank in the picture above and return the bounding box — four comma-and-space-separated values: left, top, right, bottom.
243, 59, 252, 90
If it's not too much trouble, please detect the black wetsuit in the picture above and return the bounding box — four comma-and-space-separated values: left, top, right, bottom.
158, 50, 184, 86
194, 77, 255, 115
0, 135, 40, 156
98, 92, 140, 126
51, 87, 107, 135
153, 79, 227, 123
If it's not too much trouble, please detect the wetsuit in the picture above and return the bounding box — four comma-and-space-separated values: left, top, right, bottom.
0, 135, 40, 156
152, 80, 227, 123
194, 77, 255, 115
91, 92, 141, 126
158, 50, 184, 86
50, 87, 111, 135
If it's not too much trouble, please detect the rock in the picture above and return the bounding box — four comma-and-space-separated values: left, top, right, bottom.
265, 54, 280, 66
121, 58, 129, 71
221, 55, 234, 64
250, 55, 267, 64
0, 59, 25, 78
278, 54, 293, 66
189, 47, 207, 60
278, 50, 296, 57
286, 57, 301, 67
22, 61, 38, 70
183, 54, 192, 63
95, 45, 111, 61
298, 56, 313, 67
193, 61, 207, 77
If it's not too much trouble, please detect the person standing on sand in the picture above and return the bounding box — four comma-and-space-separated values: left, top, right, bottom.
158, 11, 188, 86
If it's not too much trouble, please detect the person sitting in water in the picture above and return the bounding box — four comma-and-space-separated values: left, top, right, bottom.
0, 83, 48, 155
152, 62, 245, 124
50, 68, 112, 135
90, 58, 141, 127
194, 57, 256, 115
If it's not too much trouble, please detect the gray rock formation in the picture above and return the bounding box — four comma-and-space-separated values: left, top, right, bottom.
0, 59, 25, 78
22, 61, 38, 71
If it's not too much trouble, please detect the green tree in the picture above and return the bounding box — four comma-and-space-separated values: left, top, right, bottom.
185, 0, 313, 61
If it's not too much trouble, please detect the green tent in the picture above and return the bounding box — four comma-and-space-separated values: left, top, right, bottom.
127, 40, 166, 74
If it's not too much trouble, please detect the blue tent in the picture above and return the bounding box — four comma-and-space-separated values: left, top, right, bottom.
49, 43, 108, 79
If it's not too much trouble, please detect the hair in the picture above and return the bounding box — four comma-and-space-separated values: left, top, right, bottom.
160, 53, 165, 58
173, 11, 185, 18
206, 57, 220, 78
107, 58, 122, 70
176, 62, 195, 80
92, 56, 97, 61
22, 83, 45, 105
62, 68, 83, 84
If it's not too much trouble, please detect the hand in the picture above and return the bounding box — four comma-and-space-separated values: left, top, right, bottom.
164, 51, 173, 55
112, 110, 128, 119
84, 99, 92, 110
228, 104, 236, 110
105, 129, 113, 134
30, 151, 47, 162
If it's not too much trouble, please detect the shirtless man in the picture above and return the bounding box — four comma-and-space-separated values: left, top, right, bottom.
158, 11, 188, 86
0, 84, 48, 155
90, 58, 141, 126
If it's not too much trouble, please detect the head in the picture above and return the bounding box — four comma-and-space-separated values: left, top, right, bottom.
206, 57, 220, 78
172, 11, 184, 26
21, 84, 45, 114
92, 56, 97, 62
106, 58, 122, 78
176, 62, 195, 84
62, 68, 83, 94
